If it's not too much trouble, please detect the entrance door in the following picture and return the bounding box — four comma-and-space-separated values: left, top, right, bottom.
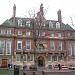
1, 59, 7, 68
38, 56, 44, 67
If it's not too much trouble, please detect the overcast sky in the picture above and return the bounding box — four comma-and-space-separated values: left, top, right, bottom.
0, 0, 75, 28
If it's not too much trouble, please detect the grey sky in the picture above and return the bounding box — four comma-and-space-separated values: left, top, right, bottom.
0, 0, 75, 28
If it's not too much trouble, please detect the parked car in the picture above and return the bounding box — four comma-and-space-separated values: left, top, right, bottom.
61, 65, 68, 69
69, 65, 75, 70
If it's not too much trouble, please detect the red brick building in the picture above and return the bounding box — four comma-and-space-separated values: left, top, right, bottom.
0, 4, 75, 68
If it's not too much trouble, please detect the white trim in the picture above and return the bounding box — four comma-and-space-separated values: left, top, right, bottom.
6, 40, 11, 55
17, 40, 22, 50
30, 54, 34, 62
18, 30, 22, 35
26, 40, 31, 50
16, 54, 20, 62
48, 54, 52, 62
0, 40, 5, 55
23, 54, 27, 62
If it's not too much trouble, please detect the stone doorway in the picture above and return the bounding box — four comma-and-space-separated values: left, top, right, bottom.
38, 56, 45, 67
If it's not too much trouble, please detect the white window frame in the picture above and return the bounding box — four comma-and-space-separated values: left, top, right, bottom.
16, 54, 20, 62
6, 40, 11, 55
54, 55, 58, 61
73, 42, 75, 55
60, 54, 64, 61
30, 54, 34, 62
26, 40, 31, 50
26, 21, 30, 27
7, 29, 11, 34
67, 33, 70, 38
56, 22, 60, 29
68, 42, 72, 56
49, 21, 53, 28
17, 40, 22, 50
48, 54, 52, 62
58, 42, 62, 51
26, 31, 30, 36
50, 33, 54, 38
18, 30, 22, 35
18, 19, 22, 26
58, 33, 61, 37
50, 41, 55, 50
0, 40, 4, 55
1, 29, 6, 34
23, 54, 27, 62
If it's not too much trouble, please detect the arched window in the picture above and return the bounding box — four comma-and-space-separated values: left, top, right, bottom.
18, 19, 22, 26
56, 22, 60, 29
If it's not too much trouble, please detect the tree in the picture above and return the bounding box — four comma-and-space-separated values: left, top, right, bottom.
25, 3, 48, 68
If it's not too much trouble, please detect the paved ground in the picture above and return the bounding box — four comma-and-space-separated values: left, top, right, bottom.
43, 69, 75, 75
23, 68, 75, 75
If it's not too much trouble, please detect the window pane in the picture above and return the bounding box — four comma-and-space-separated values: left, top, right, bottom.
6, 40, 11, 55
7, 29, 11, 34
68, 42, 72, 56
58, 33, 61, 37
1, 29, 6, 34
26, 31, 30, 36
23, 54, 27, 61
54, 55, 58, 61
0, 40, 4, 55
30, 54, 34, 61
16, 54, 20, 61
18, 41, 22, 50
48, 54, 52, 61
26, 41, 30, 49
18, 19, 22, 26
50, 41, 54, 50
60, 54, 64, 60
26, 22, 30, 27
18, 31, 22, 35
58, 42, 62, 50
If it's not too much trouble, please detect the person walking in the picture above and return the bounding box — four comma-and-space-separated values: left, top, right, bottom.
58, 64, 61, 70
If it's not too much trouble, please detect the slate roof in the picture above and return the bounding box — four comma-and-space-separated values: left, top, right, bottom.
0, 17, 74, 30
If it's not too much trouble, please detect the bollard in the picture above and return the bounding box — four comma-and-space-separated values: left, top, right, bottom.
33, 71, 35, 75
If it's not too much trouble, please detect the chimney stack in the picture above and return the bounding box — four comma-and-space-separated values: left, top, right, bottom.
57, 9, 62, 25
40, 3, 44, 16
13, 4, 16, 22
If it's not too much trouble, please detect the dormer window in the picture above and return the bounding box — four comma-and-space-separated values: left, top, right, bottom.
49, 21, 53, 28
18, 19, 22, 26
56, 22, 60, 29
26, 20, 30, 27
